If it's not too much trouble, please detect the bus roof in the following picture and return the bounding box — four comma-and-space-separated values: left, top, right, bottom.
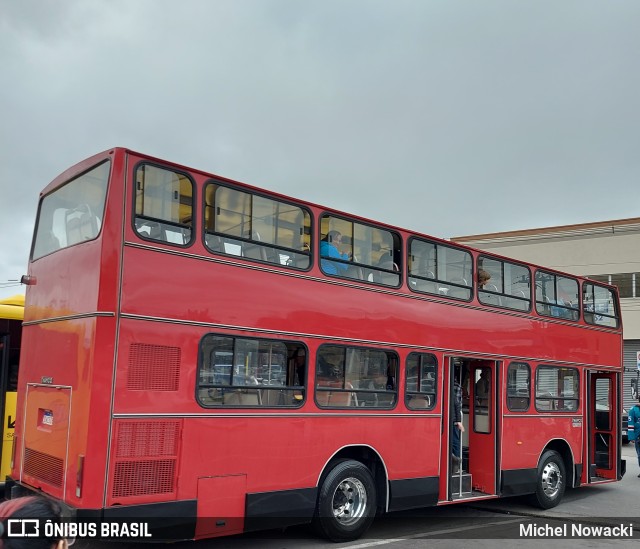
0, 294, 25, 321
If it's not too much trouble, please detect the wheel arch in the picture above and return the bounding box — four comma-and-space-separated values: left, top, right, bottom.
317, 445, 389, 513
539, 438, 575, 487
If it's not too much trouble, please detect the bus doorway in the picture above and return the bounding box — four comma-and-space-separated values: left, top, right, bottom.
445, 357, 498, 500
587, 371, 621, 482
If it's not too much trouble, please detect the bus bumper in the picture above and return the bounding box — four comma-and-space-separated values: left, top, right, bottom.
4, 477, 197, 541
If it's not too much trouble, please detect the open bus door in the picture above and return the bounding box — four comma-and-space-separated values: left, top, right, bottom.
0, 294, 23, 484
442, 357, 498, 501
587, 371, 622, 482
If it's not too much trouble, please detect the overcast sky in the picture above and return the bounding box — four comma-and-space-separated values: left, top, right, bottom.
1, 0, 639, 299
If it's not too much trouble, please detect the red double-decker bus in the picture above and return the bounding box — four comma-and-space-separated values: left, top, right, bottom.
8, 148, 624, 541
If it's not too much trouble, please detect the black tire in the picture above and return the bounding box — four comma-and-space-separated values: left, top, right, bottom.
312, 459, 377, 541
529, 450, 566, 509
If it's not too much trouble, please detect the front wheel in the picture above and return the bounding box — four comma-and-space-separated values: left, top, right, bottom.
529, 450, 566, 509
312, 459, 377, 541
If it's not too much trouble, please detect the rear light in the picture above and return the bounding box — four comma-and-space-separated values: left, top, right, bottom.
76, 455, 85, 497
10, 434, 18, 470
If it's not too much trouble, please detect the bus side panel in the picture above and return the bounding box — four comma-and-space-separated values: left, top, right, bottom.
501, 415, 582, 470
13, 317, 115, 508
118, 245, 622, 371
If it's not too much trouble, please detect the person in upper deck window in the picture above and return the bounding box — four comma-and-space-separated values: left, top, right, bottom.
320, 231, 350, 275
478, 269, 491, 289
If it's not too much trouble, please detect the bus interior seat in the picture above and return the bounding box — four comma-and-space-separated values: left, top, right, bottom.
222, 389, 262, 405
345, 264, 365, 281
409, 395, 431, 409
294, 252, 311, 269
147, 222, 165, 241
507, 397, 528, 409
243, 232, 268, 261
448, 279, 470, 299
261, 389, 285, 406
66, 217, 82, 245
411, 279, 438, 294
375, 257, 399, 285
482, 284, 503, 306
205, 234, 223, 252
316, 380, 357, 406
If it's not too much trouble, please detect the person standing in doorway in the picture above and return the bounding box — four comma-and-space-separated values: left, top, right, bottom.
452, 371, 465, 473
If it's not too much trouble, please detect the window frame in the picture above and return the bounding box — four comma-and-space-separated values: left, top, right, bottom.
506, 362, 531, 412
407, 237, 474, 302
318, 214, 403, 288
582, 281, 620, 329
535, 365, 579, 413
203, 180, 313, 271
472, 365, 492, 433
32, 160, 111, 260
534, 270, 580, 322
196, 333, 306, 408
477, 255, 532, 313
315, 343, 399, 409
405, 352, 438, 411
133, 161, 196, 248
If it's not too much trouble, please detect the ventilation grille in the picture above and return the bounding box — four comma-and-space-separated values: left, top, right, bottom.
127, 343, 181, 391
115, 421, 181, 458
111, 420, 181, 499
112, 460, 176, 498
24, 448, 64, 488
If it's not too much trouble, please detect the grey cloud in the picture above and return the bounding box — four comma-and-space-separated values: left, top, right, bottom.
1, 0, 639, 297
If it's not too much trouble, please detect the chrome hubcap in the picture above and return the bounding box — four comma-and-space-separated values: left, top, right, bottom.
541, 461, 562, 498
332, 476, 367, 525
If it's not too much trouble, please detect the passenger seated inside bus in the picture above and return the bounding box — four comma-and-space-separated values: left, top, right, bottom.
320, 231, 350, 275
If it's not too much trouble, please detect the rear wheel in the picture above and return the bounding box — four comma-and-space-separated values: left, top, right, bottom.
312, 459, 377, 541
530, 450, 566, 509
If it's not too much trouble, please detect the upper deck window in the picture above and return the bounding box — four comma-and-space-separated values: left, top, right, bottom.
32, 161, 110, 260
535, 271, 580, 321
134, 164, 193, 245
478, 256, 531, 312
408, 239, 472, 300
583, 282, 619, 328
204, 183, 311, 269
320, 215, 402, 286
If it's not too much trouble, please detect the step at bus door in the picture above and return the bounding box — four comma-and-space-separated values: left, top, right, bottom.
587, 371, 619, 482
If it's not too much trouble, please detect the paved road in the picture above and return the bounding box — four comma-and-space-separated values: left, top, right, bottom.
74, 443, 640, 549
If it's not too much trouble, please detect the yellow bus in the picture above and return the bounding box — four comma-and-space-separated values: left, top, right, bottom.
0, 294, 23, 482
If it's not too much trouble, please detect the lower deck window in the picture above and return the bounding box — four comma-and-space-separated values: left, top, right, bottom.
316, 345, 398, 408
535, 366, 579, 412
198, 334, 305, 407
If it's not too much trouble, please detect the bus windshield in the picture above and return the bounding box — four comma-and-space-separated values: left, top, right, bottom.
32, 161, 110, 260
